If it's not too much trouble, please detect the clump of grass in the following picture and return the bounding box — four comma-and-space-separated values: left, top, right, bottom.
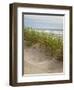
24, 27, 63, 61
24, 27, 39, 46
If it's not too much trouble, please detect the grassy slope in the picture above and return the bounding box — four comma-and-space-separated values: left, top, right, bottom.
24, 27, 63, 61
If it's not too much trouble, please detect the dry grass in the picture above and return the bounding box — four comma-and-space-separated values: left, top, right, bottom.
24, 27, 63, 61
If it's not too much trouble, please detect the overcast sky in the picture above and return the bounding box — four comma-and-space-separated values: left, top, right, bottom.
24, 14, 64, 30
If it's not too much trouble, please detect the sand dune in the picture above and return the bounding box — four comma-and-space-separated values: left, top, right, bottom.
24, 44, 63, 74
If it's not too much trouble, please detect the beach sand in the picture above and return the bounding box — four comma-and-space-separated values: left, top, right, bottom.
24, 44, 63, 74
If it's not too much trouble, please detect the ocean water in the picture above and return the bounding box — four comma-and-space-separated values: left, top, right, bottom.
33, 29, 63, 37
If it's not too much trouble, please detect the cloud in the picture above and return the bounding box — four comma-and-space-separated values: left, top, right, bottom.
24, 14, 64, 30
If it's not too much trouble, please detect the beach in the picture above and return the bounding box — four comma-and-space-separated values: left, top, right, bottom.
24, 43, 63, 74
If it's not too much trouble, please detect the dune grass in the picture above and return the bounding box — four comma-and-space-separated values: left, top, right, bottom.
24, 27, 63, 61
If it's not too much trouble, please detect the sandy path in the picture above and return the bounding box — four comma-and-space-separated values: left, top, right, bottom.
24, 44, 63, 74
